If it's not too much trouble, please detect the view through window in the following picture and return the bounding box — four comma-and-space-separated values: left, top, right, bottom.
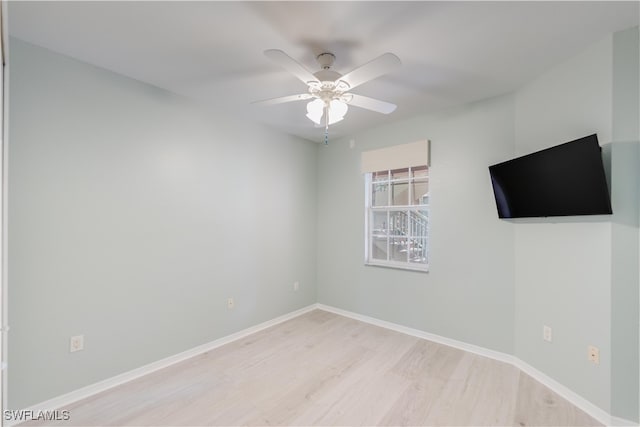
365, 165, 428, 271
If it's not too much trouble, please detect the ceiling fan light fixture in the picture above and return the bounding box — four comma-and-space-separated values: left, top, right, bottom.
306, 99, 324, 125
328, 100, 348, 124
336, 80, 350, 92
258, 49, 399, 136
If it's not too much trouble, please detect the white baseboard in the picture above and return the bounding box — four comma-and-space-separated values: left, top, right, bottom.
316, 303, 633, 427
512, 358, 614, 426
10, 304, 317, 427
13, 303, 638, 427
316, 303, 516, 365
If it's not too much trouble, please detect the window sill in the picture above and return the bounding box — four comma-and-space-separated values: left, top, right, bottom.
364, 261, 429, 273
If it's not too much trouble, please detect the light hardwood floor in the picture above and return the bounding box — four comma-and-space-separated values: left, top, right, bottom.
24, 310, 601, 426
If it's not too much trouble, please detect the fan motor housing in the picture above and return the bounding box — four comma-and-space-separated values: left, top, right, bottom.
313, 69, 342, 83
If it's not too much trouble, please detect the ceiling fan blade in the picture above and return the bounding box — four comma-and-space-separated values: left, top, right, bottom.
346, 94, 397, 114
264, 49, 320, 86
338, 53, 401, 90
251, 93, 312, 106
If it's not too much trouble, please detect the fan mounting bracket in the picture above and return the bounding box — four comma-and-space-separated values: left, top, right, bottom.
316, 52, 336, 70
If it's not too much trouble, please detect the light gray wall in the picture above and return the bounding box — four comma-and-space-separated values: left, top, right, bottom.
610, 140, 639, 420
511, 29, 640, 419
316, 95, 516, 354
610, 26, 639, 421
513, 34, 616, 414
317, 28, 640, 419
7, 38, 318, 409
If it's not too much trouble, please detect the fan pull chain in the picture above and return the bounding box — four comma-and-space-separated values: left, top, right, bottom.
324, 104, 330, 145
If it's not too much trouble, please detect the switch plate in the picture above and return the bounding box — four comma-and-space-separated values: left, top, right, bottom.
227, 298, 235, 309
293, 281, 299, 291
543, 325, 552, 342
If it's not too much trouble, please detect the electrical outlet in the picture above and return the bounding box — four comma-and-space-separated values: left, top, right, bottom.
543, 325, 552, 342
227, 298, 235, 309
293, 281, 299, 291
588, 345, 600, 364
70, 335, 84, 353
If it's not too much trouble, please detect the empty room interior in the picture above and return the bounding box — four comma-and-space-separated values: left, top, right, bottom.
3, 1, 640, 426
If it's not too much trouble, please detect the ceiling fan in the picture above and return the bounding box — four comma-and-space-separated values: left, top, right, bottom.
253, 49, 401, 141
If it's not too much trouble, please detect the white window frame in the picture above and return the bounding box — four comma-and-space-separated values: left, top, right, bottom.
364, 166, 429, 272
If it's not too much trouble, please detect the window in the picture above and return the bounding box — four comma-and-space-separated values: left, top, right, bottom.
365, 165, 429, 271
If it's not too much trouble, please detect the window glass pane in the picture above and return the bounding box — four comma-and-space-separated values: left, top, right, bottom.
412, 180, 428, 205
408, 238, 428, 264
408, 210, 428, 238
371, 236, 388, 260
391, 168, 410, 180
366, 165, 428, 271
389, 211, 408, 236
391, 182, 409, 205
412, 165, 428, 179
372, 211, 388, 235
390, 237, 408, 262
372, 183, 389, 207
373, 170, 388, 182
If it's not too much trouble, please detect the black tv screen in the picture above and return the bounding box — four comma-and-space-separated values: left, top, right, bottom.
489, 134, 612, 219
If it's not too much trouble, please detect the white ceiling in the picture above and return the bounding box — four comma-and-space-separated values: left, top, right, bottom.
8, 1, 639, 143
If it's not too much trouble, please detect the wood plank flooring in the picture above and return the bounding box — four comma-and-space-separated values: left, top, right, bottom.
23, 310, 602, 426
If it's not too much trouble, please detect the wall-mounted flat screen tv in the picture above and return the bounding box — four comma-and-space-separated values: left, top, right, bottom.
488, 134, 612, 219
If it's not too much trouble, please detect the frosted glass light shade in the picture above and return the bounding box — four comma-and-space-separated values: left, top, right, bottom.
305, 99, 349, 126
306, 99, 324, 125
328, 100, 348, 124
